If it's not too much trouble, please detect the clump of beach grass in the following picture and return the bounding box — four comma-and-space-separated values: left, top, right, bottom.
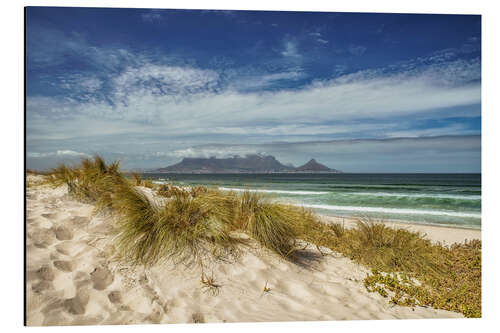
197, 190, 304, 259
156, 184, 188, 198
236, 191, 300, 258
112, 183, 237, 267
143, 179, 154, 189
132, 172, 142, 186
47, 155, 126, 213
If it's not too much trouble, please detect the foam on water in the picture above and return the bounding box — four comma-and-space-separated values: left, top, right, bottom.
351, 192, 481, 200
299, 203, 481, 218
219, 187, 329, 195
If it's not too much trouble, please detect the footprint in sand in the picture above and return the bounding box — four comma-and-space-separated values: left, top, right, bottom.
191, 312, 206, 323
54, 225, 74, 241
37, 265, 55, 281
55, 241, 88, 257
64, 288, 90, 315
90, 266, 114, 290
69, 216, 90, 228
73, 271, 93, 289
30, 228, 56, 248
31, 280, 53, 294
107, 290, 133, 311
107, 290, 122, 304
53, 260, 73, 272
41, 212, 59, 220
138, 274, 169, 314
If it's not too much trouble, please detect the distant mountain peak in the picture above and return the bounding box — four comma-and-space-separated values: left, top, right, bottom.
296, 159, 333, 172
153, 154, 341, 174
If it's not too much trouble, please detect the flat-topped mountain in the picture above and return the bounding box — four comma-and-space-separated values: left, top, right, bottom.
153, 155, 341, 173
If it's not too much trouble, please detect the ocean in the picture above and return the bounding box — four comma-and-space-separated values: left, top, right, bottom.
144, 173, 481, 229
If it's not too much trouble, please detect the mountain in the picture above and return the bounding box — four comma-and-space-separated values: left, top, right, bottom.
295, 158, 340, 172
154, 154, 294, 173
153, 155, 341, 173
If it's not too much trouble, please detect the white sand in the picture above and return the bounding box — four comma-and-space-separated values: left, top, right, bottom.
26, 175, 471, 326
319, 216, 481, 245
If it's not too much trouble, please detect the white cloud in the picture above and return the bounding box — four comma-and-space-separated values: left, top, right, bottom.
27, 150, 89, 158
230, 69, 305, 91
112, 64, 220, 99
281, 41, 301, 58
79, 77, 103, 92
168, 146, 263, 159
26, 57, 480, 144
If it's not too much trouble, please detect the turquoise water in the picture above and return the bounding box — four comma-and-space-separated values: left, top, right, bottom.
144, 173, 481, 229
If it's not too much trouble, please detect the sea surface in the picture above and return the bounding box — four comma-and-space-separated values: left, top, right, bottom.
144, 173, 481, 229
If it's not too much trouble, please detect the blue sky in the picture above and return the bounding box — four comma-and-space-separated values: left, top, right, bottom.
26, 7, 481, 172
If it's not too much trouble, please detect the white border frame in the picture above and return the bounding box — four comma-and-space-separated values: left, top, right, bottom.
4, 1, 499, 332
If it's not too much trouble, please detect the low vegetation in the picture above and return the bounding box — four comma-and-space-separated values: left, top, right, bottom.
112, 183, 236, 266
47, 156, 125, 213
131, 172, 142, 186
42, 155, 481, 317
143, 179, 154, 189
294, 218, 481, 317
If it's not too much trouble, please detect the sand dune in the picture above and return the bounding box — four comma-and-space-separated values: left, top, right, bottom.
26, 175, 467, 326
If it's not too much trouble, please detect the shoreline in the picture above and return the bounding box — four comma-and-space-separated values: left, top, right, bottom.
319, 212, 481, 230
318, 214, 481, 245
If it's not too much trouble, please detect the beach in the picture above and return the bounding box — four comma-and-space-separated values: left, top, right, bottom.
26, 174, 480, 325
319, 216, 480, 245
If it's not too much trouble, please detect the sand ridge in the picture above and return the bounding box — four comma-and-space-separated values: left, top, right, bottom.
26, 175, 464, 326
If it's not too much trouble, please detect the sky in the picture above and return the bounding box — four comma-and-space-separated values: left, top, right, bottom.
26, 7, 481, 172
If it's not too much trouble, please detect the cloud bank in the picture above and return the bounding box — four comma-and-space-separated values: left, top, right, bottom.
26, 12, 481, 172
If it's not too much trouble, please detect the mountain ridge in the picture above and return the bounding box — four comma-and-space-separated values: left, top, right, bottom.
152, 154, 341, 173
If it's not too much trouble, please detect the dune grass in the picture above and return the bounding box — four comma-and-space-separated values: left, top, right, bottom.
46, 155, 126, 213
143, 179, 154, 189
293, 218, 481, 317
195, 189, 304, 258
131, 172, 142, 186
112, 183, 237, 266
41, 156, 481, 317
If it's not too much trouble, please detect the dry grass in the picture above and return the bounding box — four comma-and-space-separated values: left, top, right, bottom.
143, 179, 154, 189
46, 156, 126, 213
197, 190, 304, 258
294, 217, 481, 317
132, 172, 142, 186
263, 281, 272, 293
200, 271, 221, 296
112, 183, 237, 267
27, 168, 46, 175
156, 184, 188, 198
